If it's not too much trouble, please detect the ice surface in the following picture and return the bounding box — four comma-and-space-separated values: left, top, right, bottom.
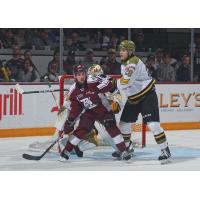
0, 130, 200, 171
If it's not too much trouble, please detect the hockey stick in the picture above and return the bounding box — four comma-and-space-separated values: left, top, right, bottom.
22, 109, 86, 161
15, 83, 68, 94
22, 132, 64, 160
31, 63, 60, 109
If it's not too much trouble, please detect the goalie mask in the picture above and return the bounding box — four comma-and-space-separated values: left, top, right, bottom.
88, 64, 104, 77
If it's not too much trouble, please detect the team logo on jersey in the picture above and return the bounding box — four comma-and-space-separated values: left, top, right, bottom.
80, 97, 97, 109
125, 64, 135, 77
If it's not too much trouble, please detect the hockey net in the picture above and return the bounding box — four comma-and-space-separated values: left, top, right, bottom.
59, 75, 146, 147
29, 74, 146, 152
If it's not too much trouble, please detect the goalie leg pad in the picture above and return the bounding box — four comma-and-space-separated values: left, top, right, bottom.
94, 122, 117, 150
55, 106, 69, 131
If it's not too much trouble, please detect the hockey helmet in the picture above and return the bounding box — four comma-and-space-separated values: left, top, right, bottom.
119, 40, 136, 52
73, 64, 86, 75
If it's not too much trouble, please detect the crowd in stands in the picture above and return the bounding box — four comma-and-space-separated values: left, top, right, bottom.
0, 28, 200, 83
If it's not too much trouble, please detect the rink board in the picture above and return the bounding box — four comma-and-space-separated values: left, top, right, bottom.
0, 83, 200, 137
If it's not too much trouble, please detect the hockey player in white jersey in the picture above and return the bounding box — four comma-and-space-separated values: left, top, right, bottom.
112, 40, 171, 163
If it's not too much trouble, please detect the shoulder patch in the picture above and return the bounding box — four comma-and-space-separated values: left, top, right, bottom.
128, 56, 139, 65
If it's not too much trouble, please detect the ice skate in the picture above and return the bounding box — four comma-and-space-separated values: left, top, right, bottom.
158, 146, 171, 164
112, 141, 134, 159
58, 150, 70, 162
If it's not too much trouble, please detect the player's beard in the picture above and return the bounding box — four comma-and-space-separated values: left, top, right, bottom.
76, 78, 87, 88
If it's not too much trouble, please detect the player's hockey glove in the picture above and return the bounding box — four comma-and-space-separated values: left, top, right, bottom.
110, 100, 121, 114
63, 119, 74, 133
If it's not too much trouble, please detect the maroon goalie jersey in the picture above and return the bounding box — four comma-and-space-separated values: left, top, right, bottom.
67, 75, 114, 121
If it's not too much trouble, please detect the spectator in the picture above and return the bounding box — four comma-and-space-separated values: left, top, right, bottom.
18, 58, 40, 82
32, 29, 48, 49
0, 59, 10, 81
63, 50, 76, 74
176, 55, 190, 82
24, 49, 32, 60
44, 61, 59, 82
101, 29, 113, 50
100, 48, 121, 75
101, 35, 110, 50
46, 29, 58, 48
145, 54, 158, 80
156, 53, 176, 82
82, 48, 96, 70
65, 37, 76, 51
0, 39, 4, 49
134, 32, 146, 52
70, 32, 85, 51
2, 29, 17, 48
193, 34, 200, 81
108, 34, 119, 49
23, 50, 37, 69
48, 50, 60, 70
155, 48, 164, 69
13, 29, 26, 48
6, 45, 24, 81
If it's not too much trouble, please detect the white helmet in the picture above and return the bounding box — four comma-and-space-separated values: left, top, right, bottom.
87, 64, 104, 77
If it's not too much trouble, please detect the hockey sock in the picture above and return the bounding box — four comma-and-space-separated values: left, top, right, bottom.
64, 134, 81, 153
119, 121, 132, 148
154, 131, 168, 150
106, 125, 126, 152
147, 122, 168, 150
122, 133, 131, 147
112, 134, 126, 152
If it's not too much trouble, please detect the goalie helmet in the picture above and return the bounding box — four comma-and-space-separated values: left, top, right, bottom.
119, 40, 136, 52
73, 64, 86, 75
87, 64, 104, 77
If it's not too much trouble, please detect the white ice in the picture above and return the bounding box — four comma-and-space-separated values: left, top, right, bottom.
0, 130, 200, 170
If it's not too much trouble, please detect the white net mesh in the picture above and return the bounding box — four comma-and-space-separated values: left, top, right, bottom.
29, 75, 146, 152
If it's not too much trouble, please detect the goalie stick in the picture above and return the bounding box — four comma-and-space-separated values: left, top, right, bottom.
22, 108, 86, 161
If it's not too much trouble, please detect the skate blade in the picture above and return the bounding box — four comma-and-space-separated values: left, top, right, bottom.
160, 157, 171, 165
58, 157, 68, 163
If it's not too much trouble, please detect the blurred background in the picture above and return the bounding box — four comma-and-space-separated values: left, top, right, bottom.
0, 28, 199, 83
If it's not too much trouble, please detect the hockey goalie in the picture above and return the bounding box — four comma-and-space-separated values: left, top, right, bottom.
29, 64, 123, 157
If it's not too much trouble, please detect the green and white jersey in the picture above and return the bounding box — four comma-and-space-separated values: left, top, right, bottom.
117, 55, 155, 103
